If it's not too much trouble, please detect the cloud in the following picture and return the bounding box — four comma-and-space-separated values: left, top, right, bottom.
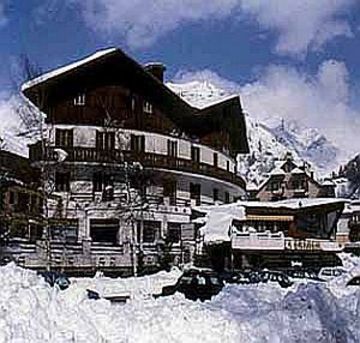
69, 0, 240, 48
172, 60, 360, 158
242, 60, 360, 156
67, 0, 356, 55
239, 0, 355, 57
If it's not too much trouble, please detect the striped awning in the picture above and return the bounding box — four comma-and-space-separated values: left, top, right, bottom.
245, 215, 294, 222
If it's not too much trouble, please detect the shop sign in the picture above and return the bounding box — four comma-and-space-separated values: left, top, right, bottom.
284, 239, 321, 251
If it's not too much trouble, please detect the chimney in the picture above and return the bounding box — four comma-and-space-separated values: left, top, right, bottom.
144, 63, 166, 82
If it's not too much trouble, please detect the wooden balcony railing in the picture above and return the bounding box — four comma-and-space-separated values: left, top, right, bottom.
29, 144, 246, 188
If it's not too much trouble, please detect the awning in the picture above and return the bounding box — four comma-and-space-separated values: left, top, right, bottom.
245, 215, 294, 222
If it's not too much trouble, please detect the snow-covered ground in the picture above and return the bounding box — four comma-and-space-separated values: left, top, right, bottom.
0, 255, 360, 343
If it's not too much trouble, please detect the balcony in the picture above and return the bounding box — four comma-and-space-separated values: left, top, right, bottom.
29, 144, 246, 188
231, 231, 342, 252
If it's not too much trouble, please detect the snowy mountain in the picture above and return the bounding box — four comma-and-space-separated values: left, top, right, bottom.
167, 79, 340, 185
269, 120, 340, 172
0, 97, 29, 158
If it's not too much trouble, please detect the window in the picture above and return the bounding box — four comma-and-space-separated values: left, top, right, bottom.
131, 97, 136, 111
93, 172, 103, 192
213, 188, 219, 202
213, 153, 218, 167
93, 172, 114, 200
167, 223, 181, 243
73, 93, 86, 106
190, 183, 201, 206
268, 181, 281, 191
55, 172, 70, 192
167, 140, 178, 158
90, 219, 118, 244
143, 221, 160, 243
50, 220, 78, 243
225, 191, 230, 204
291, 178, 307, 190
226, 161, 230, 172
55, 129, 73, 147
143, 101, 153, 114
191, 146, 200, 163
9, 191, 15, 205
163, 179, 177, 205
96, 131, 115, 151
17, 192, 29, 212
130, 134, 145, 153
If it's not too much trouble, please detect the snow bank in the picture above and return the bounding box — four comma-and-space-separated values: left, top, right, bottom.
0, 259, 360, 343
0, 263, 239, 343
72, 267, 182, 299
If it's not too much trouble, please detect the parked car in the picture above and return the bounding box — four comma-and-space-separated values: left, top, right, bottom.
258, 270, 293, 288
160, 269, 224, 301
221, 270, 261, 285
39, 271, 71, 290
346, 276, 360, 286
86, 289, 101, 300
318, 267, 347, 282
286, 269, 324, 282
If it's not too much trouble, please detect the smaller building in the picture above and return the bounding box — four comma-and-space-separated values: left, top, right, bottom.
337, 200, 360, 252
0, 150, 42, 244
193, 198, 346, 271
248, 155, 335, 201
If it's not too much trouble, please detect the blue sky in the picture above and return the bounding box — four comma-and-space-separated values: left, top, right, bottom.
0, 0, 360, 154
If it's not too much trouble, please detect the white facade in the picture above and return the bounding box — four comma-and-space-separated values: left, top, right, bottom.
45, 124, 246, 249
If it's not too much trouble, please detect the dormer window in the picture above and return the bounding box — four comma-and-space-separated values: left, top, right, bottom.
73, 93, 86, 106
143, 101, 153, 114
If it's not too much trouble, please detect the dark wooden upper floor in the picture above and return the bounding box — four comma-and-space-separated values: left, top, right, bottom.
21, 48, 249, 157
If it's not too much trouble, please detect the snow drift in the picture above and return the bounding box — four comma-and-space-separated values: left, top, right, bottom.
0, 261, 359, 342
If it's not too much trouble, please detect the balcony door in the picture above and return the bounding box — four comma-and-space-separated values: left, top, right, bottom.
130, 134, 145, 154
96, 131, 115, 151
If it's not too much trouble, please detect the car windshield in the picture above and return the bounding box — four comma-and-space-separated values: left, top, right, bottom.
197, 276, 206, 285
209, 277, 221, 285
181, 276, 192, 284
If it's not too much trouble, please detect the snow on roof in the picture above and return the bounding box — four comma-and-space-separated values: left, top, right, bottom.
274, 160, 285, 169
195, 94, 239, 110
21, 48, 117, 92
237, 198, 348, 210
196, 198, 347, 215
291, 167, 306, 175
194, 198, 347, 243
343, 202, 360, 214
195, 203, 246, 243
322, 180, 335, 186
246, 182, 259, 191
270, 167, 286, 176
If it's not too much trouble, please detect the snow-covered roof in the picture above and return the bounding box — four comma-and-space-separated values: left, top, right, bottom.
194, 198, 347, 244
197, 204, 246, 243
196, 198, 347, 214
195, 94, 239, 110
238, 198, 347, 210
291, 167, 306, 175
246, 182, 259, 191
270, 167, 286, 176
322, 180, 335, 187
21, 48, 117, 92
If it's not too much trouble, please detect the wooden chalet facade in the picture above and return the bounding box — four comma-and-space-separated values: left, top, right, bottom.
248, 156, 335, 201
15, 47, 249, 274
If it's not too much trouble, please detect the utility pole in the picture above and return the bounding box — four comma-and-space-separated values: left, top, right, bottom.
124, 162, 138, 276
